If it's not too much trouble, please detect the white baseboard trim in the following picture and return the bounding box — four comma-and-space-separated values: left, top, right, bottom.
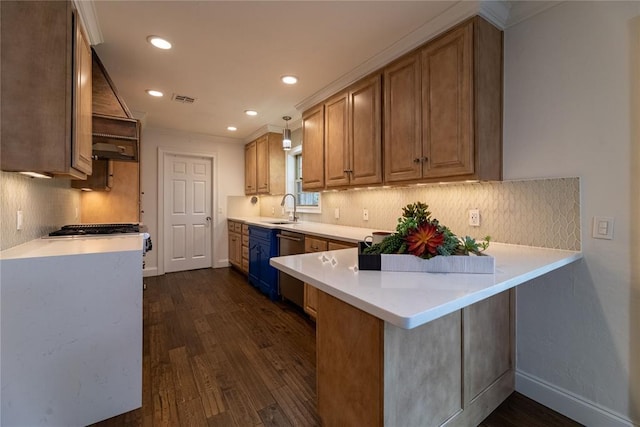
215, 260, 230, 269
143, 267, 158, 278
515, 370, 635, 427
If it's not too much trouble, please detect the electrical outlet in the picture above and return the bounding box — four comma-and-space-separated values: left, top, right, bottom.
469, 209, 480, 227
363, 209, 369, 221
16, 210, 23, 230
334, 208, 340, 219
271, 207, 275, 215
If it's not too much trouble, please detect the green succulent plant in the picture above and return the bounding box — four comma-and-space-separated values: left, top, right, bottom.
363, 202, 491, 258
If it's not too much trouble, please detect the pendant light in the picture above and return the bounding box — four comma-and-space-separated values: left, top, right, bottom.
282, 116, 292, 151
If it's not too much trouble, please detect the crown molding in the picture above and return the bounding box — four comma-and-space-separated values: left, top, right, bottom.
478, 0, 511, 30
504, 1, 562, 28
73, 0, 104, 45
295, 1, 510, 113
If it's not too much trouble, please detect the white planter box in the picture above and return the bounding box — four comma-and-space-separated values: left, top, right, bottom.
380, 253, 495, 274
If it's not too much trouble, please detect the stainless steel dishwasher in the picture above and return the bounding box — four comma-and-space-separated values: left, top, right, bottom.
276, 230, 305, 308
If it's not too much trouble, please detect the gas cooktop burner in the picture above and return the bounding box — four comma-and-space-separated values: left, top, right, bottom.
48, 223, 140, 236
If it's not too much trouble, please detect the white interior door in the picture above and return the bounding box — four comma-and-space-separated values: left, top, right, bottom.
163, 153, 212, 272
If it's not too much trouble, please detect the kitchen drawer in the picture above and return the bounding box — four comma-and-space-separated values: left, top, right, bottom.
328, 240, 357, 250
242, 257, 249, 272
242, 224, 249, 234
242, 245, 249, 260
305, 237, 328, 253
234, 222, 242, 233
242, 234, 249, 246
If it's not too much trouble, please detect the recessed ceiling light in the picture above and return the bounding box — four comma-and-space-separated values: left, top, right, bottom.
244, 110, 258, 116
281, 75, 298, 85
147, 36, 172, 50
146, 89, 164, 97
227, 126, 237, 131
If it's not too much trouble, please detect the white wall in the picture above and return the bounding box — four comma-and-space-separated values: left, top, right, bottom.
140, 127, 245, 274
504, 2, 640, 424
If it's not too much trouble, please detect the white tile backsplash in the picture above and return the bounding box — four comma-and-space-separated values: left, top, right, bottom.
260, 177, 580, 251
1, 171, 80, 250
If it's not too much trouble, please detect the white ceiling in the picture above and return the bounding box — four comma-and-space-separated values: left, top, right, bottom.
85, 1, 553, 142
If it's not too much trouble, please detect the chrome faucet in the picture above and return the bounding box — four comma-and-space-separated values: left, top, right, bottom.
280, 193, 298, 222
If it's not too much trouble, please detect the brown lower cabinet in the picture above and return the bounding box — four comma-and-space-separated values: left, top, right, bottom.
316, 289, 514, 426
229, 221, 249, 274
303, 238, 357, 319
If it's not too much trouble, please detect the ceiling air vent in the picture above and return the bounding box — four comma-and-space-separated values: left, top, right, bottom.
171, 93, 196, 104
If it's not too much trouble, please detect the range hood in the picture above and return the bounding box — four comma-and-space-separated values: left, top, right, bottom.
92, 49, 140, 162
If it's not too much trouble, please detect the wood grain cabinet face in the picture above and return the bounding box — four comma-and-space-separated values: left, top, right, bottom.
244, 141, 257, 194
383, 16, 502, 184
255, 135, 269, 193
301, 105, 325, 191
73, 18, 93, 176
303, 239, 355, 319
227, 221, 242, 269
421, 21, 473, 179
0, 1, 92, 178
384, 53, 423, 183
324, 74, 382, 189
244, 133, 285, 195
303, 236, 329, 318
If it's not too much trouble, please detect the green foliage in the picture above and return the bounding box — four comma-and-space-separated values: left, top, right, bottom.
362, 201, 491, 257
396, 202, 431, 236
457, 235, 492, 255
436, 225, 460, 256
363, 233, 406, 255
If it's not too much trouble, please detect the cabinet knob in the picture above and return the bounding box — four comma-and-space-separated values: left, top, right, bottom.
422, 157, 428, 162
413, 158, 421, 163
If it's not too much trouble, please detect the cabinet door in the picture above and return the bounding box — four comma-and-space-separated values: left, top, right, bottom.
228, 231, 241, 267
244, 141, 257, 194
384, 53, 422, 183
421, 22, 473, 179
302, 105, 325, 190
256, 135, 270, 194
349, 74, 382, 186
324, 92, 349, 188
73, 16, 93, 176
304, 236, 329, 318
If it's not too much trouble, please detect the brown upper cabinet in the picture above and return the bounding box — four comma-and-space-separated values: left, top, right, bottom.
1, 1, 93, 179
301, 104, 325, 191
244, 132, 285, 195
325, 74, 382, 189
384, 16, 503, 184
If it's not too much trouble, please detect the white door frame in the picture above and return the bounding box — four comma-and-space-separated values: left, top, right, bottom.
157, 148, 217, 275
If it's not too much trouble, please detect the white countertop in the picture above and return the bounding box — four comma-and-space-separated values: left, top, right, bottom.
270, 242, 582, 329
0, 234, 144, 260
228, 216, 389, 243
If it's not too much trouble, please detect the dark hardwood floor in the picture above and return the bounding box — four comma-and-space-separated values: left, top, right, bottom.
92, 267, 581, 427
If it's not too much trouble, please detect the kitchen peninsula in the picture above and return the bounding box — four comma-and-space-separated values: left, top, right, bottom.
0, 235, 144, 426
270, 242, 582, 426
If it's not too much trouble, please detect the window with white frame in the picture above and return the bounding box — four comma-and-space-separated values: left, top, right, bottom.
285, 145, 321, 214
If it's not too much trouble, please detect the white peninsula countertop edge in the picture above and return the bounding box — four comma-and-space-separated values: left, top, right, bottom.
270, 242, 583, 329
0, 234, 144, 260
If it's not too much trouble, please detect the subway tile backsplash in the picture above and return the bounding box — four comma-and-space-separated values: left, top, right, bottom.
260, 177, 580, 251
0, 172, 80, 251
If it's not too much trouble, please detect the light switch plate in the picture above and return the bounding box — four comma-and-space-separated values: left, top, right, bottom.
592, 216, 614, 240
334, 208, 340, 219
